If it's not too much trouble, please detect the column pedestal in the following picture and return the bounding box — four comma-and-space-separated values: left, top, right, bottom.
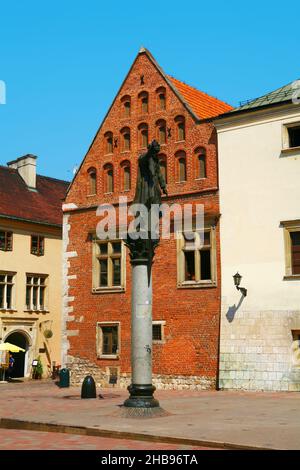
123, 258, 159, 409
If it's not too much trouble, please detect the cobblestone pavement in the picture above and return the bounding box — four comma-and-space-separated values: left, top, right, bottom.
0, 429, 216, 450
0, 380, 300, 449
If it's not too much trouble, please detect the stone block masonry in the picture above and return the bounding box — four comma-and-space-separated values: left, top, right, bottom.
219, 308, 300, 392
67, 355, 216, 390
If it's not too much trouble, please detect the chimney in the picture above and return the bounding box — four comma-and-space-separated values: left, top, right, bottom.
7, 154, 37, 190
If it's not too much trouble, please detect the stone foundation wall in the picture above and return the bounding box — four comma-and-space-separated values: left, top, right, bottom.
66, 355, 215, 390
219, 309, 300, 392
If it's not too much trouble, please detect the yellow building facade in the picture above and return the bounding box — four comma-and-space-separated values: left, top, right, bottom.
0, 155, 68, 378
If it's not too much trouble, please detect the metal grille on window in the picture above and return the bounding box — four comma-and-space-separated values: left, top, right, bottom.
153, 324, 162, 341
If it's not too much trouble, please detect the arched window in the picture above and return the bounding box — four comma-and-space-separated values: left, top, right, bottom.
175, 115, 185, 141
176, 150, 186, 182
104, 131, 113, 154
121, 127, 130, 151
138, 91, 149, 114
121, 161, 131, 191
195, 147, 207, 179
158, 154, 167, 184
138, 123, 148, 148
121, 95, 131, 117
156, 87, 166, 110
156, 119, 167, 145
88, 167, 97, 195
104, 164, 114, 193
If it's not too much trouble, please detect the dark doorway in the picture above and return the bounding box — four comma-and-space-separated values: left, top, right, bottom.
5, 332, 28, 378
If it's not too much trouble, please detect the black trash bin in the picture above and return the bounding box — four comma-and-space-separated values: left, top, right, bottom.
59, 368, 70, 388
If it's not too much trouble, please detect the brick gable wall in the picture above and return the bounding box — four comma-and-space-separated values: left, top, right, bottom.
63, 51, 221, 389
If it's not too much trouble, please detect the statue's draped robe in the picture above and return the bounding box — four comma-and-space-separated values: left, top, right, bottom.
134, 151, 167, 209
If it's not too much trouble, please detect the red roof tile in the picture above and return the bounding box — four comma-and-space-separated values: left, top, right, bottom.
0, 166, 69, 226
168, 76, 233, 119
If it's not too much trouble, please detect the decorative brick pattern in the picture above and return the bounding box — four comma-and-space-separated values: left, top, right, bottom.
62, 49, 225, 390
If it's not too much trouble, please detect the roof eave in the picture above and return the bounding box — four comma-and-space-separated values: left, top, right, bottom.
213, 99, 293, 122
0, 213, 62, 229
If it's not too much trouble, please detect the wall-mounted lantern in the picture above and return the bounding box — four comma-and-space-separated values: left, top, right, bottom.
233, 272, 247, 297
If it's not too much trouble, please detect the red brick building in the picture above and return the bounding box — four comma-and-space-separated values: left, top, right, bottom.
62, 48, 232, 389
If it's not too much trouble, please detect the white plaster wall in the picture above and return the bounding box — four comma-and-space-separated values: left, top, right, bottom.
216, 104, 300, 391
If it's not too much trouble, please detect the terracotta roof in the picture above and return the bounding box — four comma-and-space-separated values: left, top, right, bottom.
168, 76, 233, 119
0, 166, 69, 226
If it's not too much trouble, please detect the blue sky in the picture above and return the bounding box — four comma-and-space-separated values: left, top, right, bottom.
0, 0, 299, 181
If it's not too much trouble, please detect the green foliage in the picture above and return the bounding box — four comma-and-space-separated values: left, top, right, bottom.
34, 356, 43, 378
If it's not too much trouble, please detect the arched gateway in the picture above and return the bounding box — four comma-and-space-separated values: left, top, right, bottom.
5, 331, 29, 378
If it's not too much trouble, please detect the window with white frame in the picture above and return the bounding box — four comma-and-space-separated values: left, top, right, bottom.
152, 321, 165, 343
282, 221, 300, 278
93, 239, 125, 291
0, 272, 15, 310
97, 322, 120, 358
177, 228, 217, 287
26, 275, 47, 311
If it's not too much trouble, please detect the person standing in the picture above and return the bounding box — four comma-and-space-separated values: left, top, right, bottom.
6, 353, 15, 381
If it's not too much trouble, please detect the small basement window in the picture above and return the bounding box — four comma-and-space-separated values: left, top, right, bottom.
152, 321, 165, 343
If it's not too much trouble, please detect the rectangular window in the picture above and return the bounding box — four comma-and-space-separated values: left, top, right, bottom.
291, 232, 300, 274
152, 321, 165, 343
93, 240, 125, 291
31, 235, 44, 256
107, 138, 113, 154
124, 167, 131, 191
159, 94, 166, 110
282, 122, 300, 151
0, 231, 13, 251
178, 122, 185, 141
142, 98, 148, 114
0, 272, 15, 310
123, 133, 130, 151
124, 101, 130, 117
97, 322, 120, 358
178, 158, 186, 182
288, 126, 300, 148
26, 275, 47, 310
177, 228, 216, 287
282, 221, 300, 278
141, 130, 148, 148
